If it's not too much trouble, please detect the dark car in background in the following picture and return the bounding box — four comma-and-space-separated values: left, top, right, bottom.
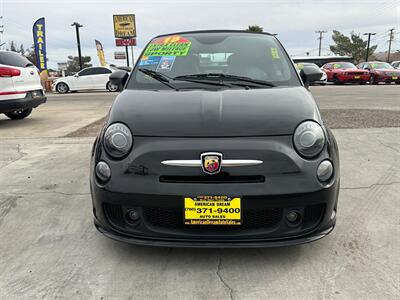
357, 61, 400, 84
295, 62, 327, 85
322, 62, 370, 84
91, 30, 340, 247
392, 61, 400, 69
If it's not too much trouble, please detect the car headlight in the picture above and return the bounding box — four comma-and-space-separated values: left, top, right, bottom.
103, 123, 133, 158
293, 121, 325, 158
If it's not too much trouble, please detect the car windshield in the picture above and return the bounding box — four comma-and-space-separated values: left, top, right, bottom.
332, 62, 356, 69
371, 62, 394, 69
127, 32, 300, 90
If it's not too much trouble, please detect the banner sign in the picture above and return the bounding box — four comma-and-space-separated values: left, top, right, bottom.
95, 40, 107, 66
114, 51, 127, 60
32, 17, 47, 73
115, 38, 136, 47
113, 14, 136, 38
143, 35, 191, 57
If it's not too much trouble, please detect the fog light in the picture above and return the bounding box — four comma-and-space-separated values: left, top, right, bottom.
286, 211, 301, 223
317, 160, 333, 182
96, 161, 111, 182
127, 209, 140, 222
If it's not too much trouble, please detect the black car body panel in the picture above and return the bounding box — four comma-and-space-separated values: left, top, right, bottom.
90, 30, 340, 247
109, 87, 320, 137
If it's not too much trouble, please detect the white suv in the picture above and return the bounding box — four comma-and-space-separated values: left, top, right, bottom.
0, 50, 46, 120
52, 66, 119, 93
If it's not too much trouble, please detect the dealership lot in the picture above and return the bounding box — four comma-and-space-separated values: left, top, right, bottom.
0, 86, 399, 299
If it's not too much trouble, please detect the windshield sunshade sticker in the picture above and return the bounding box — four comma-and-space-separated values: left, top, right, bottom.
138, 55, 161, 66
143, 35, 191, 57
270, 47, 280, 59
156, 56, 176, 71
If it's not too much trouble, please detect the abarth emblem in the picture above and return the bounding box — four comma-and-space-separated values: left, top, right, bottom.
201, 152, 222, 175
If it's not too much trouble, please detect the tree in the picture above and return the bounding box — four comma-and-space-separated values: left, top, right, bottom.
9, 40, 17, 52
25, 45, 37, 65
65, 55, 92, 74
246, 25, 263, 33
330, 30, 377, 63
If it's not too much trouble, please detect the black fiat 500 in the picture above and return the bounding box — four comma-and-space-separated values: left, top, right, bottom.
90, 30, 340, 247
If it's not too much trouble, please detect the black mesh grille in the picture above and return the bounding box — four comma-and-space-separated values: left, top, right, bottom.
103, 202, 325, 234
143, 207, 282, 230
103, 203, 124, 227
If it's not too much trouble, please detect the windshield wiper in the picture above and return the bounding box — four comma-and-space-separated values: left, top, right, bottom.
138, 68, 179, 90
175, 73, 276, 88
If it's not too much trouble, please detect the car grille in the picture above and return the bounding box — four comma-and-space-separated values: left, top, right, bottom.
160, 175, 265, 184
103, 202, 325, 234
347, 72, 365, 75
143, 206, 282, 230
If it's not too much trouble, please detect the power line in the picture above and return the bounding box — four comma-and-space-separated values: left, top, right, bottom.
315, 30, 328, 56
363, 32, 376, 61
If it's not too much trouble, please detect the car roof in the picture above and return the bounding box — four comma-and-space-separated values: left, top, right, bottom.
327, 61, 354, 64
153, 29, 275, 39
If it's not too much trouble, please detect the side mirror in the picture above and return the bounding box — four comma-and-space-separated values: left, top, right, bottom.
74, 74, 79, 77
300, 65, 323, 88
110, 70, 129, 91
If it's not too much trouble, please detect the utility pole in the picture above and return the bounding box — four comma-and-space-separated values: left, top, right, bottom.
0, 16, 4, 48
387, 28, 395, 62
71, 22, 83, 70
315, 30, 327, 56
363, 32, 376, 62
125, 45, 130, 67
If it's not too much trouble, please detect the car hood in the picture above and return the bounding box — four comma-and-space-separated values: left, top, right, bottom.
335, 68, 366, 72
375, 68, 400, 73
108, 87, 322, 137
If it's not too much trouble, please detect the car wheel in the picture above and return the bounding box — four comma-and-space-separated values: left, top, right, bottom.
360, 81, 366, 85
370, 75, 378, 85
333, 75, 343, 85
5, 108, 33, 120
56, 82, 70, 94
107, 81, 119, 92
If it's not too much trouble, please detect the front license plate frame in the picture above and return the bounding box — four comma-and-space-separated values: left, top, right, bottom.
392, 76, 398, 80
354, 76, 361, 79
184, 195, 241, 225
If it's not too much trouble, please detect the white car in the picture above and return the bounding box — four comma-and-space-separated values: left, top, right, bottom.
0, 50, 46, 120
52, 66, 119, 93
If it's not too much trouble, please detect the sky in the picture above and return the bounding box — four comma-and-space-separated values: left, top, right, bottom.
0, 0, 399, 69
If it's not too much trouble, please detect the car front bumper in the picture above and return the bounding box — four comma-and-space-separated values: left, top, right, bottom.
90, 131, 340, 248
336, 74, 370, 83
0, 90, 46, 113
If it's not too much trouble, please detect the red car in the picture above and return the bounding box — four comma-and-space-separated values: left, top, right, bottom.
357, 61, 400, 84
322, 62, 370, 84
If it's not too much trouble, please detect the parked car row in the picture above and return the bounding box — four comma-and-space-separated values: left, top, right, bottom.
295, 60, 400, 85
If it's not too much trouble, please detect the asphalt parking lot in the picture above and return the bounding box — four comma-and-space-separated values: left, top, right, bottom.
0, 86, 399, 299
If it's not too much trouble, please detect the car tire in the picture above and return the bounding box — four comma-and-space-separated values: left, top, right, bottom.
107, 81, 119, 92
333, 75, 343, 85
5, 108, 33, 120
56, 82, 70, 94
360, 81, 366, 85
370, 75, 378, 85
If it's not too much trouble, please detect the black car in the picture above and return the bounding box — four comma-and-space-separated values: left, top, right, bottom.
91, 30, 340, 247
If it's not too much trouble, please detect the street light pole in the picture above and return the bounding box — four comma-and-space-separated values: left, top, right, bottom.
71, 22, 83, 70
363, 32, 376, 62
